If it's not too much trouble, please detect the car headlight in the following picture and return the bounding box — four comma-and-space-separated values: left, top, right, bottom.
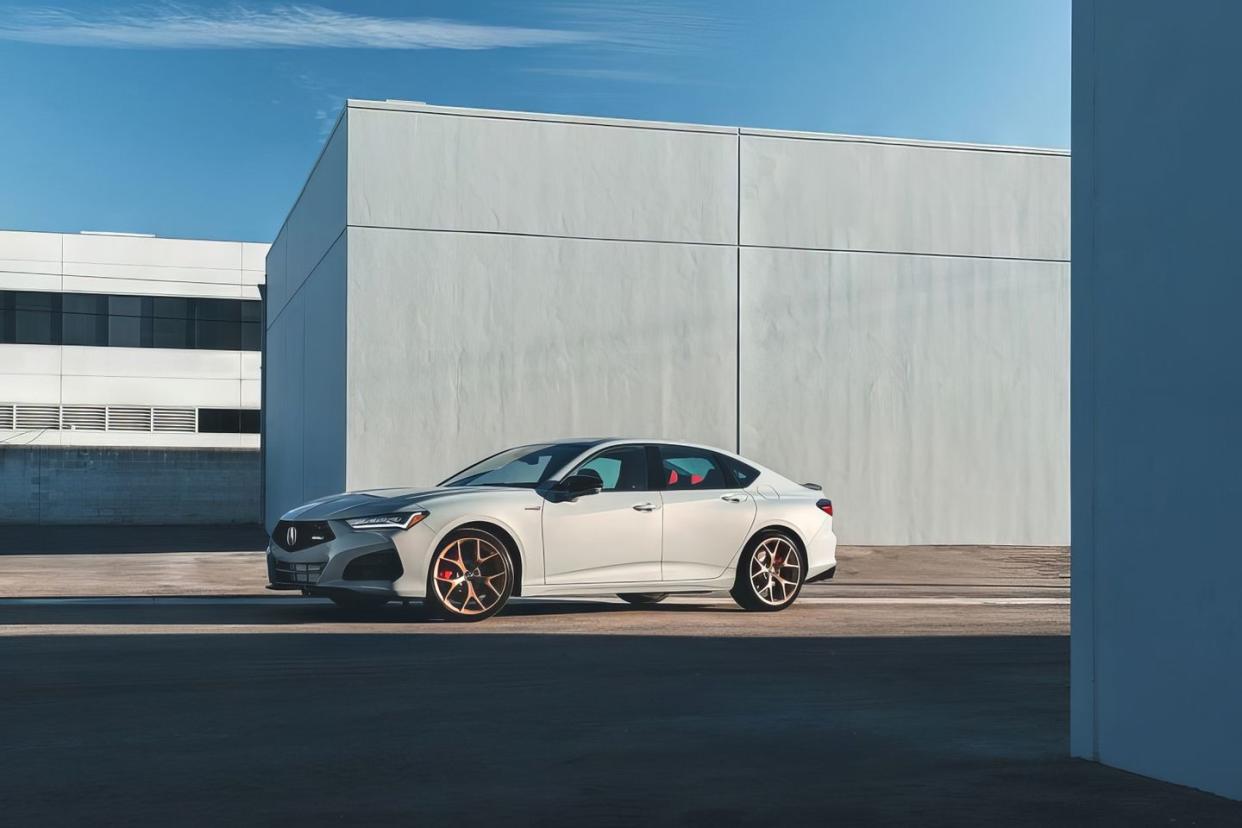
345, 510, 429, 531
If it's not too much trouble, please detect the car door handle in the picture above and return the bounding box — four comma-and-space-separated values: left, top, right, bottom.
632, 502, 658, 512
720, 493, 746, 503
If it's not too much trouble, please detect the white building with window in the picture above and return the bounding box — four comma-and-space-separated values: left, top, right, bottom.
0, 229, 267, 525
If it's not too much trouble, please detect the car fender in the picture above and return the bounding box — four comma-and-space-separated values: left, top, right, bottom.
426, 510, 542, 586
724, 516, 811, 571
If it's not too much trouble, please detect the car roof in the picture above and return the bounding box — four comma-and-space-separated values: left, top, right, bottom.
543, 437, 743, 456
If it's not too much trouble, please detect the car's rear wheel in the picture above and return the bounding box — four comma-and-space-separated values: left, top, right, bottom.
328, 593, 390, 610
617, 593, 669, 605
730, 531, 805, 611
426, 529, 514, 622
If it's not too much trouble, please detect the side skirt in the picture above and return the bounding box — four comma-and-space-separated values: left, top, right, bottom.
519, 576, 735, 598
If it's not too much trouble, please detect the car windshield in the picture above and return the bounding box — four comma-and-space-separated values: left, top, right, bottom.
440, 443, 593, 488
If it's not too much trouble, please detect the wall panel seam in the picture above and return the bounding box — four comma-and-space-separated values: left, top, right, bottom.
343, 223, 1069, 264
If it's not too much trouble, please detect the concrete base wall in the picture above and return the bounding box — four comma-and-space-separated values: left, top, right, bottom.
0, 447, 260, 525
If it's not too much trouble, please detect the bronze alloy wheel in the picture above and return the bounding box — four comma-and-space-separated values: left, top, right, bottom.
427, 530, 514, 621
731, 532, 804, 611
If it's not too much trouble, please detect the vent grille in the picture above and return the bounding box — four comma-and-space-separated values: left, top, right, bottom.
272, 521, 336, 553
153, 408, 197, 433
0, 404, 225, 434
269, 560, 327, 587
107, 407, 154, 431
16, 405, 60, 430
62, 406, 107, 431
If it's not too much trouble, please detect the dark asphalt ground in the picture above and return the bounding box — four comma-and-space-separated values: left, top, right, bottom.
1, 545, 1239, 825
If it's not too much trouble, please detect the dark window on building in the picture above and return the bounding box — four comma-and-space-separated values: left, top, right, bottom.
0, 290, 261, 351
198, 408, 260, 434
10, 291, 62, 345
241, 301, 262, 350
62, 294, 108, 346
108, 295, 149, 347
152, 297, 193, 349
195, 298, 243, 350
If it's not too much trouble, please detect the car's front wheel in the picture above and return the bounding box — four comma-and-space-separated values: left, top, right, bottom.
617, 593, 668, 605
425, 528, 515, 622
730, 531, 805, 612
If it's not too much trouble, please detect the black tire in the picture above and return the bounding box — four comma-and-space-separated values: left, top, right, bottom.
617, 593, 669, 605
328, 593, 390, 610
425, 528, 515, 622
730, 530, 806, 612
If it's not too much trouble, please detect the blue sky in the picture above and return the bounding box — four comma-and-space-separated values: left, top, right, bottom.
0, 1, 1070, 242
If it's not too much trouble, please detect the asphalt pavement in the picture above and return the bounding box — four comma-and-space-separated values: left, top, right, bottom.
1, 541, 1239, 825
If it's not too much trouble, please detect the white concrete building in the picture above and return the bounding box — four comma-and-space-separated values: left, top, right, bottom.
0, 229, 268, 524
1072, 0, 1241, 800
0, 229, 266, 448
265, 100, 1069, 544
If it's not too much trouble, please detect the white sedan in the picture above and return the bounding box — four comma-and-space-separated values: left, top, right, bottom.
268, 439, 837, 621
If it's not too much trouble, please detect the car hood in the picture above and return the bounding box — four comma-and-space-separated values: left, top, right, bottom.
282, 486, 527, 521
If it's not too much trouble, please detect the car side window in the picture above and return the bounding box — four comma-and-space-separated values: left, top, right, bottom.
721, 455, 760, 487
658, 445, 731, 491
572, 445, 651, 492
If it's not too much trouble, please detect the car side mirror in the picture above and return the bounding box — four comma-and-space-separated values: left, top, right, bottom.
559, 474, 603, 497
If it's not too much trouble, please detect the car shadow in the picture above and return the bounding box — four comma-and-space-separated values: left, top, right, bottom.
0, 595, 743, 626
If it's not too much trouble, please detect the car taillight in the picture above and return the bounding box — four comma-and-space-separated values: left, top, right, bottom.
816, 498, 833, 516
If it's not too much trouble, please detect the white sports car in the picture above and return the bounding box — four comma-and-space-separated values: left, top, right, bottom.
268, 439, 837, 621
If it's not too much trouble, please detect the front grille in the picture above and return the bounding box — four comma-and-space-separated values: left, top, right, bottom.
273, 520, 335, 552
270, 559, 326, 587
343, 550, 404, 582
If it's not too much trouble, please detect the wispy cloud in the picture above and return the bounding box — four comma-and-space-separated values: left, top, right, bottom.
522, 66, 682, 85
0, 4, 598, 50
549, 1, 728, 54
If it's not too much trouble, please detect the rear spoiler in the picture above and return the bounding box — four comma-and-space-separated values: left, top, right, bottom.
801, 482, 823, 491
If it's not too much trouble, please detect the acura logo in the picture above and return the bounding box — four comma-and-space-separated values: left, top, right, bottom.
285, 526, 298, 547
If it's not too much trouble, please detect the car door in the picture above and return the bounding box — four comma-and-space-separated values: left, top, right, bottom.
541, 444, 663, 585
656, 445, 757, 581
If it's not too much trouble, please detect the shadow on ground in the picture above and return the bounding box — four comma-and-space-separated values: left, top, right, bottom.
1, 630, 1238, 826
0, 598, 749, 625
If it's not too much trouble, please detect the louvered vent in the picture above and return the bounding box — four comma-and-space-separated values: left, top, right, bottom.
1, 404, 231, 435
107, 407, 153, 431
61, 405, 108, 431
153, 408, 197, 432
15, 405, 60, 430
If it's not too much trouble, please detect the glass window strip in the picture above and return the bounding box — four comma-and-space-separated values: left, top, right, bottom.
0, 290, 260, 351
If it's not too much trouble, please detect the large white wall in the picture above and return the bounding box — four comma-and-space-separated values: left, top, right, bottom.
739, 131, 1068, 544
1072, 0, 1242, 800
266, 101, 1069, 545
263, 125, 348, 529
342, 104, 739, 492
0, 229, 267, 449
